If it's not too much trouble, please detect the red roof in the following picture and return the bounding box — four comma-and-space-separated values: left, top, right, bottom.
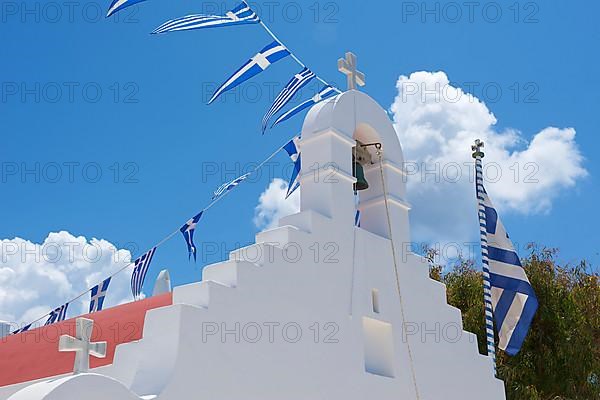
0, 293, 173, 387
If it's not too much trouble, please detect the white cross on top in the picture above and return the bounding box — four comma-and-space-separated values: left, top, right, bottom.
338, 52, 365, 91
59, 317, 107, 374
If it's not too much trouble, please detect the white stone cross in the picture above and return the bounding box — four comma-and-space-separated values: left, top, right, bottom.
338, 52, 365, 91
59, 317, 107, 374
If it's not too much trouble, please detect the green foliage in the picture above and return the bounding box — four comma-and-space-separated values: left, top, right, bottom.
427, 245, 600, 400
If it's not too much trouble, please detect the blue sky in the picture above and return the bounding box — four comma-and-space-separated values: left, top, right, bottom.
1, 0, 598, 312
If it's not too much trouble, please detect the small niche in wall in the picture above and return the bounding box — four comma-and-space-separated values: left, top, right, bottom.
371, 289, 380, 314
362, 317, 395, 378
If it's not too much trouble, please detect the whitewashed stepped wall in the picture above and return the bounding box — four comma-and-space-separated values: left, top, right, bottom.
100, 211, 503, 399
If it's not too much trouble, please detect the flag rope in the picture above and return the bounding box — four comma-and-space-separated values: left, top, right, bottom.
348, 144, 359, 316
473, 143, 498, 375
376, 147, 421, 400
11, 136, 299, 333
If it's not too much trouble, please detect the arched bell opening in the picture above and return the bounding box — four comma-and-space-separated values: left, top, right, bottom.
352, 124, 385, 235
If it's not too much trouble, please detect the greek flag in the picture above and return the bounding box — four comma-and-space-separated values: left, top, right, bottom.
180, 212, 203, 261
12, 324, 32, 335
354, 210, 361, 227
89, 278, 112, 313
262, 68, 316, 133
106, 0, 146, 18
283, 136, 300, 162
152, 1, 260, 34
283, 137, 301, 199
482, 188, 538, 355
45, 303, 69, 326
272, 85, 337, 128
209, 41, 290, 105
212, 173, 251, 200
131, 247, 157, 299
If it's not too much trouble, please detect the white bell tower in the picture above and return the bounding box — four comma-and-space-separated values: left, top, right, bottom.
299, 52, 410, 244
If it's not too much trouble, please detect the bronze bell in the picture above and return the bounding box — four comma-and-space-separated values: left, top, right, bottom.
353, 156, 369, 191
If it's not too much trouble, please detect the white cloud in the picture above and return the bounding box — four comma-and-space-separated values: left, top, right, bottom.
253, 71, 587, 254
0, 231, 133, 327
391, 71, 587, 245
254, 178, 300, 230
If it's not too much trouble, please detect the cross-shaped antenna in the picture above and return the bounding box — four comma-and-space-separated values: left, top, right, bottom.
59, 317, 107, 374
338, 52, 365, 91
471, 139, 485, 159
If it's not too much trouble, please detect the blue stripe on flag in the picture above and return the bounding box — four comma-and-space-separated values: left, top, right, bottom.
489, 273, 536, 297
484, 205, 498, 234
492, 289, 516, 332
488, 246, 522, 267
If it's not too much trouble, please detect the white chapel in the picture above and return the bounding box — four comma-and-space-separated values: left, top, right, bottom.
0, 55, 506, 400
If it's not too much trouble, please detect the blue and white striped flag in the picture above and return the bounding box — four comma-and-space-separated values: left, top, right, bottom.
283, 136, 300, 162
89, 278, 112, 313
283, 137, 301, 199
131, 247, 157, 299
209, 41, 290, 105
12, 324, 32, 335
45, 303, 69, 326
286, 155, 301, 199
180, 212, 203, 261
106, 0, 146, 18
262, 68, 316, 133
152, 1, 260, 34
272, 85, 337, 128
212, 173, 251, 200
482, 187, 538, 356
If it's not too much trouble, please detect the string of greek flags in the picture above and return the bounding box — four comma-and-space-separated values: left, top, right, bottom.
114, 0, 341, 132
13, 0, 346, 335
11, 136, 303, 335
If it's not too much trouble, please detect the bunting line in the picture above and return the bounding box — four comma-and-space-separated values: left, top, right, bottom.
11, 136, 301, 335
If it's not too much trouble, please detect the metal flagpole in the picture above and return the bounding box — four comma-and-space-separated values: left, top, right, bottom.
472, 139, 498, 375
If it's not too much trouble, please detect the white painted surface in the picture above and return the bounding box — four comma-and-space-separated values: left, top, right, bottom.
7, 374, 140, 400
152, 270, 172, 296
2, 90, 505, 400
